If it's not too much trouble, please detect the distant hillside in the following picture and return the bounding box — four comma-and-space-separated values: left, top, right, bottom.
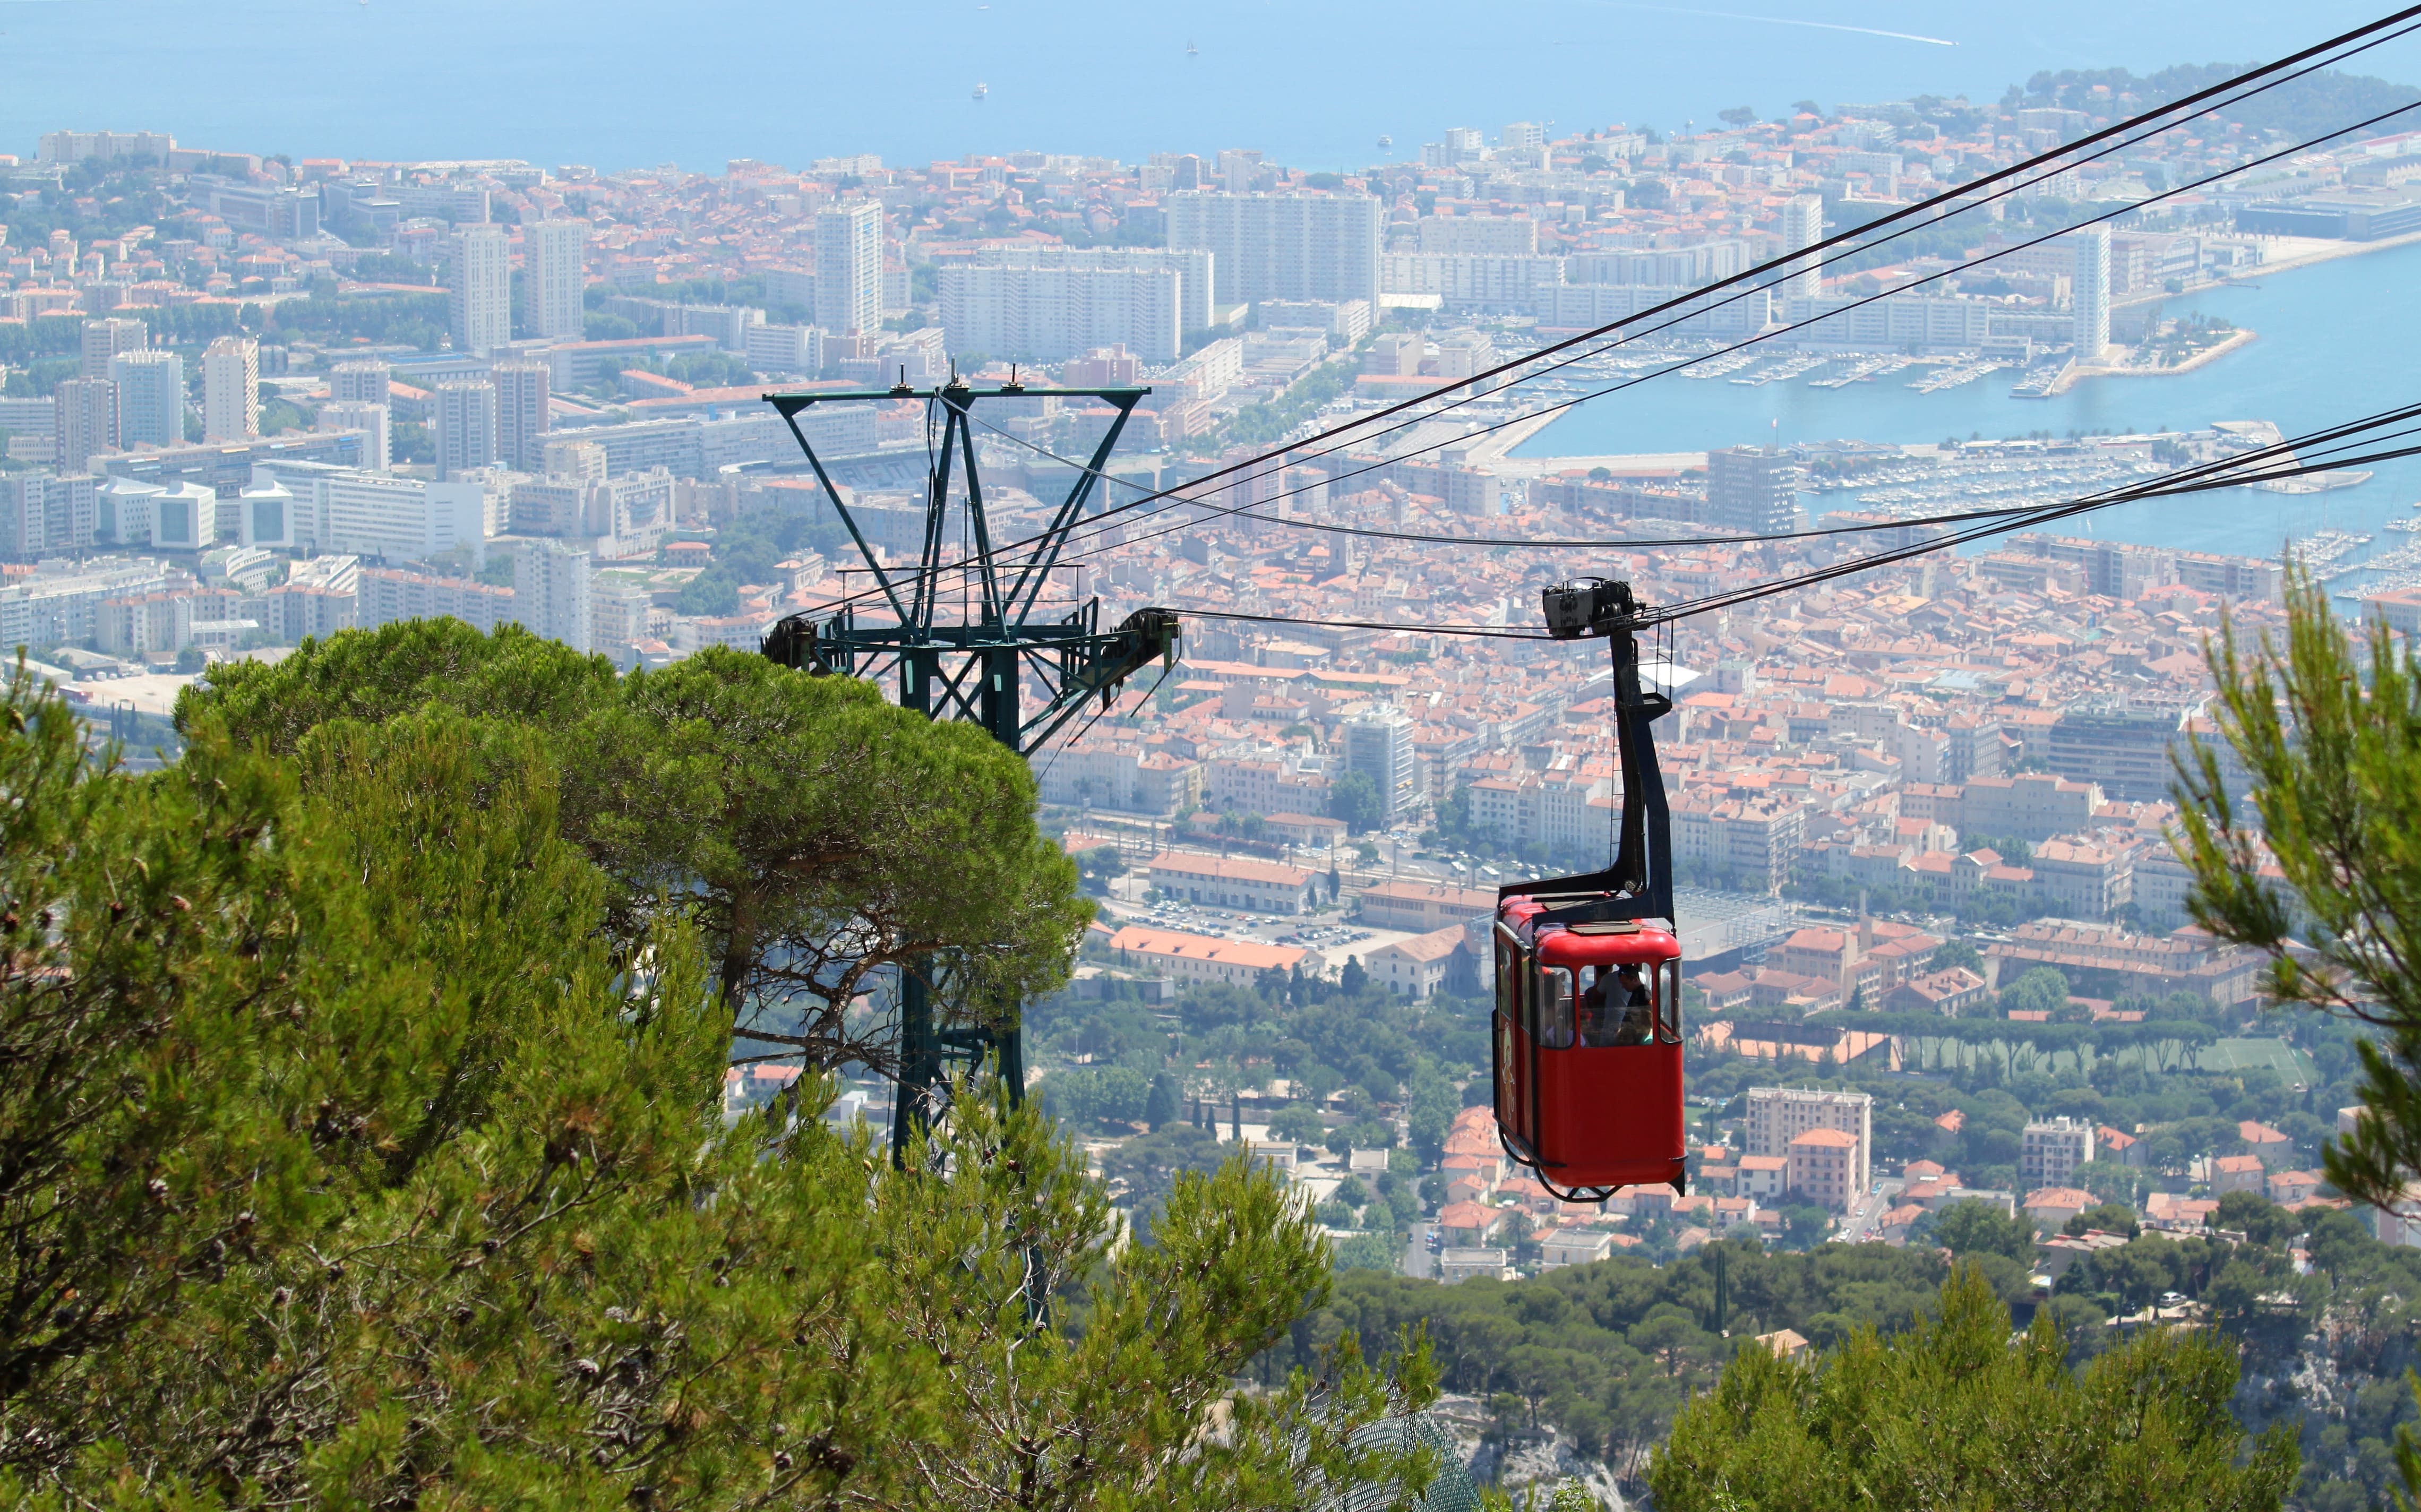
2018, 63, 2421, 142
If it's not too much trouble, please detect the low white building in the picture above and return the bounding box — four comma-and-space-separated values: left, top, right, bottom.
1537, 1228, 1614, 1271
1145, 852, 1318, 915
1437, 1247, 1514, 1284
1366, 925, 1465, 998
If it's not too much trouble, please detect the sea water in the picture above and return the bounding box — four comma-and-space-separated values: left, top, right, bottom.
3, 0, 2419, 174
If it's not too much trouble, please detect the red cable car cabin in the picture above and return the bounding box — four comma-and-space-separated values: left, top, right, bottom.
1491, 576, 1687, 1201
1492, 908, 1685, 1198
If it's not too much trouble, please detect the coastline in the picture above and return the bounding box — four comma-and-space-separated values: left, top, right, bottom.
2055, 328, 2261, 393
1450, 406, 1570, 468
2103, 229, 2421, 313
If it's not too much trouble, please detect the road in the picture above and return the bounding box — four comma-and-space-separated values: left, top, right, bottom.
1835, 1179, 1904, 1245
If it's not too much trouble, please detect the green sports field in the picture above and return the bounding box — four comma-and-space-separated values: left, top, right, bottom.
2201, 1037, 2320, 1086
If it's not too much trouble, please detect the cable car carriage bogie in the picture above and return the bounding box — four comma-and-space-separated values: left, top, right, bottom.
1491, 578, 1689, 1202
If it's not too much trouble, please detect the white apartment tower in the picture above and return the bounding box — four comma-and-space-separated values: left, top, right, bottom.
491, 360, 551, 472
200, 336, 259, 442
330, 359, 393, 407
523, 218, 589, 340
2021, 1117, 2096, 1189
1414, 215, 1539, 255
81, 316, 148, 380
431, 380, 497, 479
1742, 1087, 1873, 1195
961, 245, 1216, 336
1780, 195, 1824, 300
2071, 226, 2111, 357
109, 348, 184, 449
1344, 707, 1421, 822
940, 264, 1184, 363
814, 201, 883, 336
449, 224, 513, 355
513, 538, 593, 653
1165, 191, 1383, 306
52, 378, 119, 470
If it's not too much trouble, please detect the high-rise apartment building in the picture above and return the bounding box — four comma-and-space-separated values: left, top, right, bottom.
522, 218, 589, 339
448, 224, 513, 354
1742, 1087, 1872, 1196
513, 538, 594, 652
329, 359, 393, 407
2071, 226, 2111, 356
0, 474, 100, 561
53, 377, 120, 470
431, 380, 497, 479
248, 458, 487, 562
491, 360, 551, 472
814, 201, 883, 336
940, 264, 1185, 362
1215, 148, 1264, 193
1414, 215, 1538, 255
201, 336, 260, 442
961, 245, 1216, 337
80, 316, 148, 380
317, 400, 392, 473
1780, 195, 1824, 300
743, 323, 823, 377
109, 348, 184, 449
2021, 1117, 2096, 1189
1344, 707, 1421, 822
542, 437, 608, 483
1705, 446, 1797, 535
1166, 191, 1381, 306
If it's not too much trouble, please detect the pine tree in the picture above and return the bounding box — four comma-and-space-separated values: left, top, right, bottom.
4, 669, 1433, 1507
183, 626, 1092, 1082
1647, 1266, 2296, 1510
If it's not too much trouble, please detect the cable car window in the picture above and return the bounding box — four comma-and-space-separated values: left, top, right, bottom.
1659, 960, 1683, 1043
1539, 966, 1577, 1047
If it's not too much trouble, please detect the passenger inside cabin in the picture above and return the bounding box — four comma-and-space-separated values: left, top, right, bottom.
1611, 964, 1654, 1045
1577, 967, 1611, 1046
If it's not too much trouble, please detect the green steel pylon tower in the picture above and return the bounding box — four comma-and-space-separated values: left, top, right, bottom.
759, 378, 1180, 1160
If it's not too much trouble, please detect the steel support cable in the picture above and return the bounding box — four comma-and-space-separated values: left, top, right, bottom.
864, 397, 2421, 628
988, 90, 2421, 571
784, 23, 2421, 625
778, 10, 2421, 627
930, 14, 2421, 562
1051, 10, 2421, 511
1621, 405, 2421, 619
1637, 439, 2421, 625
1006, 16, 2421, 527
819, 384, 2421, 649
1153, 415, 2421, 640
896, 78, 2421, 615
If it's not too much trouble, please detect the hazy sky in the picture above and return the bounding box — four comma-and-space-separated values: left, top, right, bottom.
5, 0, 2419, 170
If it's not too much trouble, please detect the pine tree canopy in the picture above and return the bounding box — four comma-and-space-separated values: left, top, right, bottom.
0, 644, 1436, 1509
1648, 1266, 2297, 1510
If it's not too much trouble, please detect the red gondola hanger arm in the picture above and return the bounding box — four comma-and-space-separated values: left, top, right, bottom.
1501, 578, 1675, 932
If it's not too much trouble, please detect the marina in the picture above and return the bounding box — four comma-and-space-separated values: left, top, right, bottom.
1727, 354, 1829, 387
1908, 360, 2011, 394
